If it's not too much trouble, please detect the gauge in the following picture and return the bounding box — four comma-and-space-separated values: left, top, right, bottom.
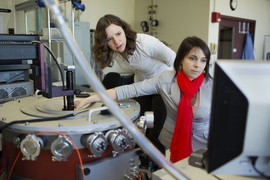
151, 19, 159, 27
140, 21, 148, 27
142, 26, 149, 32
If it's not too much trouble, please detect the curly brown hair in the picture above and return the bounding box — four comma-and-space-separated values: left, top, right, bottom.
92, 14, 137, 69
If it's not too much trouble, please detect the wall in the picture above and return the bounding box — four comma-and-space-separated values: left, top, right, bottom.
135, 0, 210, 52
8, 0, 270, 74
12, 0, 135, 34
11, 0, 135, 75
0, 0, 15, 33
78, 0, 136, 74
211, 0, 270, 60
134, 0, 214, 75
54, 0, 136, 74
136, 0, 270, 61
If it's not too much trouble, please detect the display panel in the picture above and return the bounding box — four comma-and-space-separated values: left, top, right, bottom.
204, 60, 270, 177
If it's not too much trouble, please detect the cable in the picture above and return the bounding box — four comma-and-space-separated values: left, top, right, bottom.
0, 109, 88, 133
0, 141, 13, 178
32, 41, 65, 90
249, 156, 270, 179
7, 131, 86, 180
7, 151, 20, 180
43, 1, 189, 179
0, 87, 21, 104
32, 40, 67, 109
137, 172, 142, 180
212, 175, 223, 180
6, 72, 24, 83
36, 131, 86, 180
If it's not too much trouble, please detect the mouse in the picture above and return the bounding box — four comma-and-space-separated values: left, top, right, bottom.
188, 149, 207, 168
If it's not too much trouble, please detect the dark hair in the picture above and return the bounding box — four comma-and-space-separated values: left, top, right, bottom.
92, 14, 137, 69
173, 36, 211, 78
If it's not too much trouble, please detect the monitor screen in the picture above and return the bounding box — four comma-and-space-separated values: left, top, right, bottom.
204, 60, 270, 177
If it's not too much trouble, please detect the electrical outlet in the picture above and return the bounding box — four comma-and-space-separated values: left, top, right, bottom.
8, 28, 14, 34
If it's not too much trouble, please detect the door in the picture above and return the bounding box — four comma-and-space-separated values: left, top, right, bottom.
263, 35, 270, 60
218, 15, 256, 60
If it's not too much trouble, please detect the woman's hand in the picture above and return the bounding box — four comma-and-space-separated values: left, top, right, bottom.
74, 88, 118, 110
74, 97, 91, 110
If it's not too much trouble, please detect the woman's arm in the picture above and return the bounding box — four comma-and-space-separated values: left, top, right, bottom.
74, 89, 117, 110
75, 73, 162, 110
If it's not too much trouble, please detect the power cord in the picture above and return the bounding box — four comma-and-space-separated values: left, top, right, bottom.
249, 156, 270, 179
32, 41, 67, 109
0, 109, 88, 133
32, 41, 65, 90
0, 87, 20, 104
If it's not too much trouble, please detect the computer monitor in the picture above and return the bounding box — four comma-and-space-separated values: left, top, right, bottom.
204, 60, 270, 177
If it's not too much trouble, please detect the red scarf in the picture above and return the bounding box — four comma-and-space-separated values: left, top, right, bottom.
170, 70, 204, 163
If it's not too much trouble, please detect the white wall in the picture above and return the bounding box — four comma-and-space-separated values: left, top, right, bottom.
11, 0, 135, 75
12, 1, 136, 33
211, 0, 270, 60
55, 0, 136, 74
0, 0, 14, 33
79, 1, 135, 30
135, 0, 270, 62
135, 0, 210, 52
8, 0, 270, 73
78, 0, 136, 74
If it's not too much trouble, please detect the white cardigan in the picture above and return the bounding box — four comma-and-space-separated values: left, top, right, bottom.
113, 33, 176, 82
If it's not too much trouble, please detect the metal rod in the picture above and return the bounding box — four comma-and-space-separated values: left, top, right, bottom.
24, 10, 28, 34
43, 1, 189, 179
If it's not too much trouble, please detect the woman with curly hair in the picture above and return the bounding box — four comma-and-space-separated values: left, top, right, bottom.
91, 14, 176, 154
76, 36, 213, 163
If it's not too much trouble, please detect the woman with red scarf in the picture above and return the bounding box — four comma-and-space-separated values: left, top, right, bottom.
75, 36, 213, 164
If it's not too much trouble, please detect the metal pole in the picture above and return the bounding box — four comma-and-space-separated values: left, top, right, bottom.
43, 1, 189, 179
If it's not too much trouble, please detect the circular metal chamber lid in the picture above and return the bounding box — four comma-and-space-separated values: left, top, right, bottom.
0, 96, 140, 134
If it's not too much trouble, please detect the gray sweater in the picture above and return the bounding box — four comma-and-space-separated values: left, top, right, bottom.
113, 34, 175, 82
115, 70, 213, 150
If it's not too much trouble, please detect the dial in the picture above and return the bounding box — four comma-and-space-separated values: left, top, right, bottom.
151, 19, 159, 27
142, 26, 149, 32
140, 21, 148, 27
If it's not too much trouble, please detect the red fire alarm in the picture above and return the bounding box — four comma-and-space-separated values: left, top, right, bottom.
211, 12, 221, 23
